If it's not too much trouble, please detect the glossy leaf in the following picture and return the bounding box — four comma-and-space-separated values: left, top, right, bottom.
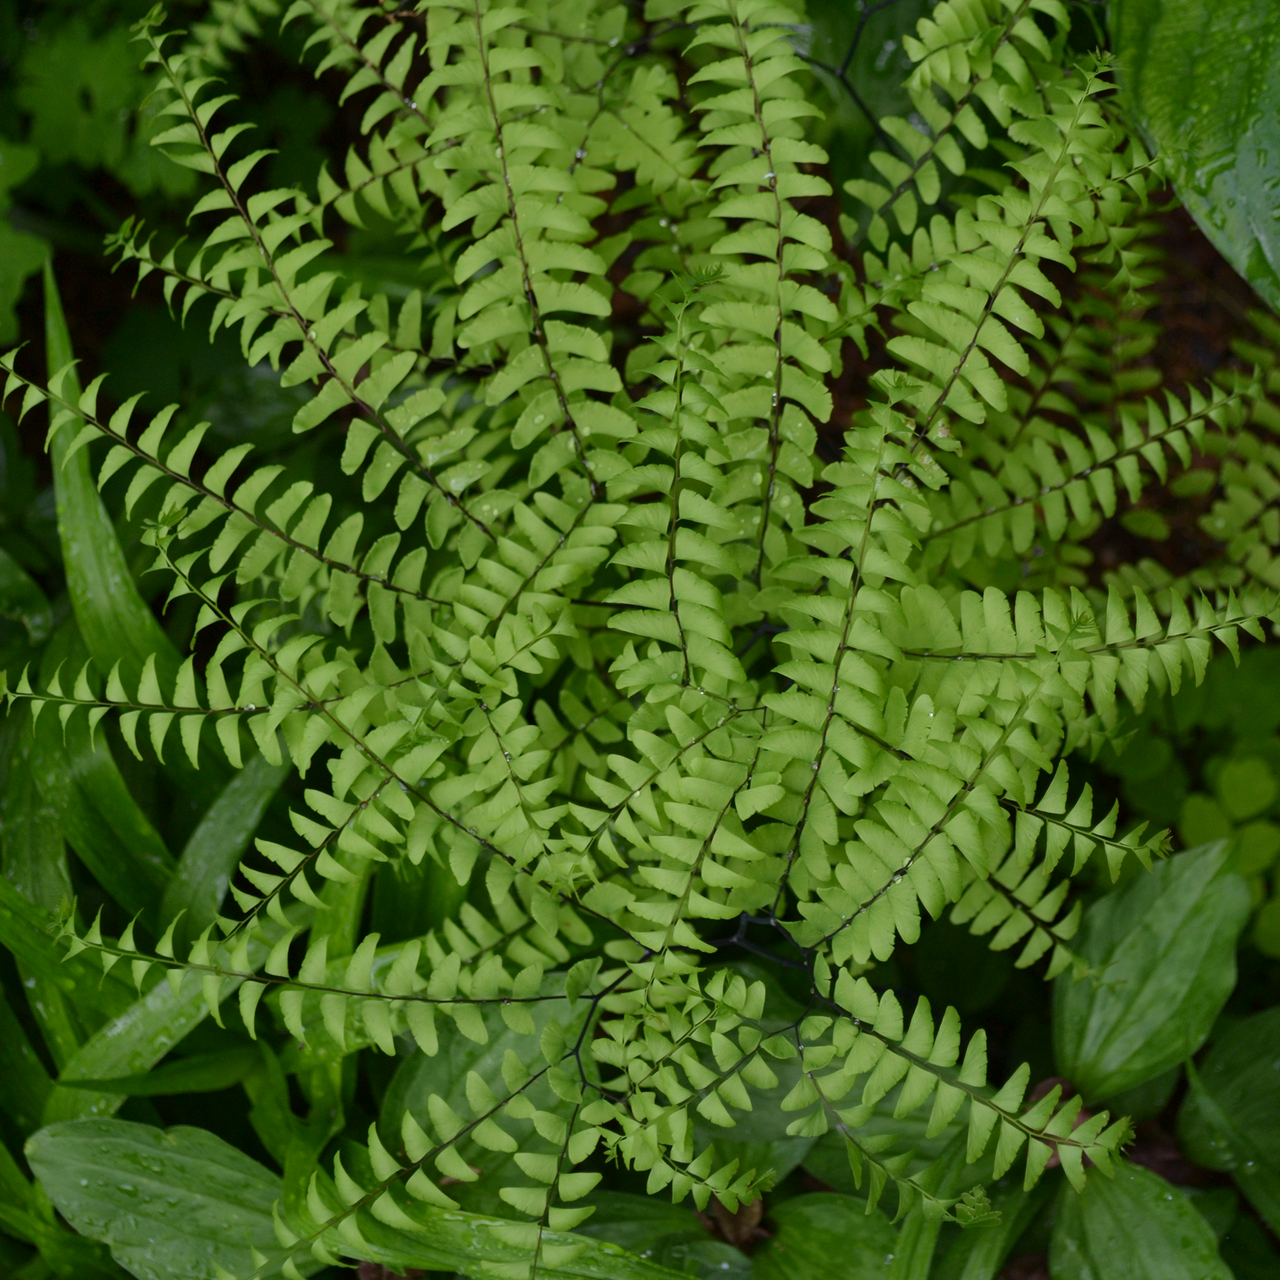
1178, 1007, 1280, 1234
575, 1190, 701, 1252
751, 1194, 896, 1280
27, 1118, 310, 1280
1053, 842, 1249, 1101
1111, 0, 1280, 312
1049, 1163, 1231, 1280
58, 1047, 261, 1097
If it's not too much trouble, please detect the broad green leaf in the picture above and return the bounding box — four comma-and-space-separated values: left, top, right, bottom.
0, 1134, 125, 1279
1049, 1163, 1232, 1280
568, 1192, 745, 1279
41, 266, 226, 818
1098, 1065, 1180, 1124
650, 1236, 750, 1278
751, 1194, 896, 1280
576, 1194, 750, 1276
1178, 1007, 1280, 1234
160, 750, 290, 939
27, 1118, 312, 1280
33, 1122, 683, 1280
57, 1047, 260, 1097
575, 1190, 702, 1255
1052, 842, 1249, 1101
1110, 0, 1280, 311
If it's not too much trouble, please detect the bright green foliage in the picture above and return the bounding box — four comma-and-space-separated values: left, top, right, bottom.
1, 1, 1278, 1278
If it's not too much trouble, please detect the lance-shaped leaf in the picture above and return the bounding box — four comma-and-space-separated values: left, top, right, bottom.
28, 1118, 316, 1280
1178, 1007, 1280, 1235
1050, 1163, 1231, 1280
1053, 841, 1249, 1102
42, 262, 180, 690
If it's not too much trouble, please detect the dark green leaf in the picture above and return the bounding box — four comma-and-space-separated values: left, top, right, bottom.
932, 1177, 1056, 1280
0, 709, 72, 914
650, 1235, 750, 1279
1098, 1066, 1181, 1124
0, 983, 53, 1134
0, 1134, 126, 1279
1049, 1163, 1232, 1280
43, 263, 181, 690
1053, 842, 1249, 1101
1111, 0, 1280, 310
751, 1194, 896, 1280
58, 1047, 260, 1097
1220, 1211, 1280, 1280
0, 547, 50, 645
575, 1190, 703, 1255
1178, 1006, 1280, 1234
30, 623, 174, 925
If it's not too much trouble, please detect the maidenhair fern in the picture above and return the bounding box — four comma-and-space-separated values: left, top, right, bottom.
2, 0, 1277, 1277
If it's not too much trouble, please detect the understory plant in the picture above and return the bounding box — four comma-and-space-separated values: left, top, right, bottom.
0, 0, 1278, 1277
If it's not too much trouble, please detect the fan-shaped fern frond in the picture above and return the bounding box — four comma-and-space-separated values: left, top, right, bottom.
4, 1, 1279, 1277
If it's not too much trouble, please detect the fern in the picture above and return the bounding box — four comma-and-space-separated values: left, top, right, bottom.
2, 1, 1277, 1277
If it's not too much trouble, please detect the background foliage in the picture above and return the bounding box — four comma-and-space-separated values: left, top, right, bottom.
0, 1, 1277, 1279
